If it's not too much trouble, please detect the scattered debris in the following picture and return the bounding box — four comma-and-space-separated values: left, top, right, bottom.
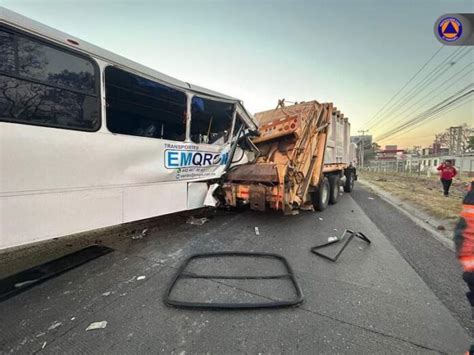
131, 228, 148, 240
186, 216, 209, 225
102, 291, 111, 297
300, 203, 314, 211
437, 225, 446, 231
14, 279, 39, 288
368, 197, 375, 200
36, 332, 46, 338
125, 276, 137, 283
311, 230, 371, 262
318, 217, 323, 221
48, 321, 62, 330
42, 342, 47, 349
137, 276, 146, 281
86, 321, 107, 331
254, 227, 260, 236
71, 317, 76, 321
375, 178, 387, 182
333, 228, 338, 231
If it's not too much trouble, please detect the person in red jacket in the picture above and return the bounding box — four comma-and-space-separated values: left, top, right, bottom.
437, 160, 457, 196
454, 180, 474, 353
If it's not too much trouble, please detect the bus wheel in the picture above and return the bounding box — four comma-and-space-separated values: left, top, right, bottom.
328, 175, 340, 205
312, 177, 330, 211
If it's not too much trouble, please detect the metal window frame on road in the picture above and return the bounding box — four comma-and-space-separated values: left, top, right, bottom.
164, 252, 304, 310
311, 229, 371, 262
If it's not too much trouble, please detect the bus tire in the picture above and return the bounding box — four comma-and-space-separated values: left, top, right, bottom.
312, 177, 330, 211
344, 171, 354, 193
328, 175, 340, 205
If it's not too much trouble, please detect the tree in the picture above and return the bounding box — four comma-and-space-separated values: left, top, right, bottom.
432, 124, 472, 154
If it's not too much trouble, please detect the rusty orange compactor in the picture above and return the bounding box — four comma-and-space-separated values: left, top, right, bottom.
222, 100, 356, 214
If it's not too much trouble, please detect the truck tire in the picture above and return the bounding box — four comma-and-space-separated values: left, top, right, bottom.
344, 171, 354, 193
328, 175, 340, 205
312, 177, 330, 211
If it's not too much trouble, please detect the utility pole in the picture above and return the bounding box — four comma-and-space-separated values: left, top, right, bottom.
449, 126, 463, 155
358, 130, 369, 168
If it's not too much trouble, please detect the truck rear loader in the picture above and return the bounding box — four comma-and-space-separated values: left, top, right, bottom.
222, 100, 357, 213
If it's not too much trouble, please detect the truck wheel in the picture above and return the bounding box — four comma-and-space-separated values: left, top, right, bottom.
344, 171, 354, 193
312, 177, 330, 211
328, 175, 340, 205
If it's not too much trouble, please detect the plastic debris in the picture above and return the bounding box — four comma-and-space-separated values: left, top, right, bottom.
204, 183, 219, 207
368, 197, 375, 200
14, 279, 38, 288
137, 276, 146, 281
186, 216, 209, 225
71, 317, 76, 321
86, 321, 107, 331
300, 204, 314, 211
102, 291, 111, 297
333, 228, 338, 231
318, 217, 323, 221
132, 228, 148, 240
48, 321, 62, 330
328, 236, 338, 243
254, 227, 260, 236
42, 342, 47, 349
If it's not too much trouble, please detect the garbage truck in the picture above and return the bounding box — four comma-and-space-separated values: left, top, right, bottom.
221, 100, 357, 213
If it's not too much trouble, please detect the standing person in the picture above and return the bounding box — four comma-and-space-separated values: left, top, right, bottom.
437, 160, 457, 196
454, 180, 474, 353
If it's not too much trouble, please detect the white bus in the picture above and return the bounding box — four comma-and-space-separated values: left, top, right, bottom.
0, 8, 258, 250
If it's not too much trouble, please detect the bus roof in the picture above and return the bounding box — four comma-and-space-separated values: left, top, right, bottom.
0, 7, 258, 130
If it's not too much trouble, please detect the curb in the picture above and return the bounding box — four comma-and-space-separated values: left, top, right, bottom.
357, 178, 455, 251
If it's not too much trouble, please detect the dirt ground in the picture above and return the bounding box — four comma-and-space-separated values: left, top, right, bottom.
360, 170, 471, 225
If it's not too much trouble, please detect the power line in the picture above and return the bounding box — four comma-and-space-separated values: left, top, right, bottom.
368, 47, 469, 130
381, 96, 473, 142
370, 47, 469, 130
376, 87, 473, 140
372, 47, 472, 130
363, 46, 444, 128
373, 62, 473, 135
375, 86, 474, 141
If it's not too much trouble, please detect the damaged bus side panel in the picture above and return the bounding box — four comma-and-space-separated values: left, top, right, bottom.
222, 100, 356, 213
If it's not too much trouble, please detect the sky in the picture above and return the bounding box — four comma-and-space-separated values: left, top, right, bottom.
2, 0, 473, 148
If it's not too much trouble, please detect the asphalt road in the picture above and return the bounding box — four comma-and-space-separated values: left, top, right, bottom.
0, 184, 471, 354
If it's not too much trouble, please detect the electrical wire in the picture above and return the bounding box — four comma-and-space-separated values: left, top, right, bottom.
368, 47, 469, 130
363, 46, 444, 128
375, 86, 474, 141
373, 63, 473, 134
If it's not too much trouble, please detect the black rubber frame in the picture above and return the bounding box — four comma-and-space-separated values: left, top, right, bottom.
164, 252, 304, 309
0, 245, 113, 302
310, 229, 371, 262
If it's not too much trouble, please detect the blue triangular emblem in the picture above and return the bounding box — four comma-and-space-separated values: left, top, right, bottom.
444, 22, 457, 34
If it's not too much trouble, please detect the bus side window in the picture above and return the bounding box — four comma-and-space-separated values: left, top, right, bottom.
190, 96, 234, 145
105, 67, 186, 141
0, 28, 100, 131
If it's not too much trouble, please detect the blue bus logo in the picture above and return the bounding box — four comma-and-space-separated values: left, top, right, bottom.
165, 150, 228, 169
